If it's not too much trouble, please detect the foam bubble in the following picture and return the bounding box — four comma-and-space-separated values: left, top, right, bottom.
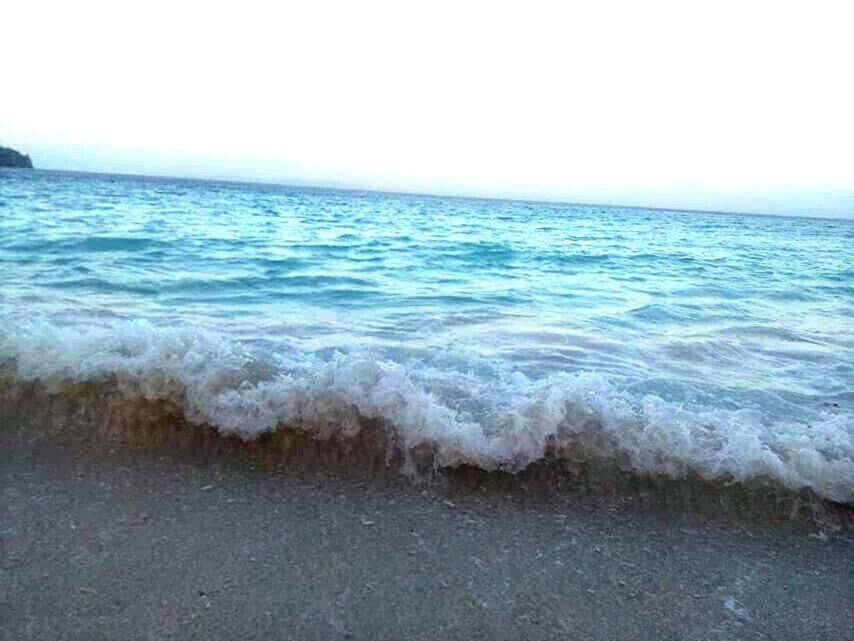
1, 317, 852, 501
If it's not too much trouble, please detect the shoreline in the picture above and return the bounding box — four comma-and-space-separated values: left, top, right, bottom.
2, 370, 852, 520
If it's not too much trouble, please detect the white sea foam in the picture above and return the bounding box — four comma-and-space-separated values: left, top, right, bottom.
2, 318, 852, 502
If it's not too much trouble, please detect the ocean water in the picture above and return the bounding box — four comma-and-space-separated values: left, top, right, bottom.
1, 169, 852, 500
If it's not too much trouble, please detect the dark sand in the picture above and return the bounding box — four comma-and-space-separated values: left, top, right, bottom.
2, 426, 852, 641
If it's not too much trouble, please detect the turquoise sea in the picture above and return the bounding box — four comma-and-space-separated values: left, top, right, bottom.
1, 169, 852, 500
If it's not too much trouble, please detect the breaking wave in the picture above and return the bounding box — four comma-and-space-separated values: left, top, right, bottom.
1, 318, 852, 503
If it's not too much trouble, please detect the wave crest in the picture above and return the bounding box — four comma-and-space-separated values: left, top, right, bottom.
1, 318, 852, 503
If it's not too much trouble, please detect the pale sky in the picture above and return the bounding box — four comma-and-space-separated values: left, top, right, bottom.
3, 1, 853, 217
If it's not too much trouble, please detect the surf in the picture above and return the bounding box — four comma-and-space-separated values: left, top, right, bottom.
2, 317, 851, 505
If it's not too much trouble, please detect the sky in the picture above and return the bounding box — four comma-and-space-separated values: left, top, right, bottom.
3, 0, 853, 217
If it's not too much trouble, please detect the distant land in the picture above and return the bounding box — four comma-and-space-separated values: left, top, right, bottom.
0, 145, 33, 168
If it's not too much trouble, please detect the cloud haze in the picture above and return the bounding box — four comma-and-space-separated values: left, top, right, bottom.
3, 1, 852, 217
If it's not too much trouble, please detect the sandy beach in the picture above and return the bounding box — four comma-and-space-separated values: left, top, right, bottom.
2, 421, 852, 641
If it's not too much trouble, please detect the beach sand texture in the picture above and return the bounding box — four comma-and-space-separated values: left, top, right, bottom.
2, 417, 852, 641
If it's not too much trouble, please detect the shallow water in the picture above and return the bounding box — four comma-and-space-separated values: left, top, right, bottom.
1, 169, 852, 500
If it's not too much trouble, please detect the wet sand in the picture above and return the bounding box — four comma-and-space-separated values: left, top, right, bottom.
2, 427, 853, 641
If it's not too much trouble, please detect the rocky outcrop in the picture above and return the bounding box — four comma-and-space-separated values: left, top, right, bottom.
0, 145, 33, 168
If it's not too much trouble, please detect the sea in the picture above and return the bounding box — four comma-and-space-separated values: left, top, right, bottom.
1, 169, 852, 501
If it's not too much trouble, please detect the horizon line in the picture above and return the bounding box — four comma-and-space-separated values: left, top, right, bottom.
11, 165, 850, 223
